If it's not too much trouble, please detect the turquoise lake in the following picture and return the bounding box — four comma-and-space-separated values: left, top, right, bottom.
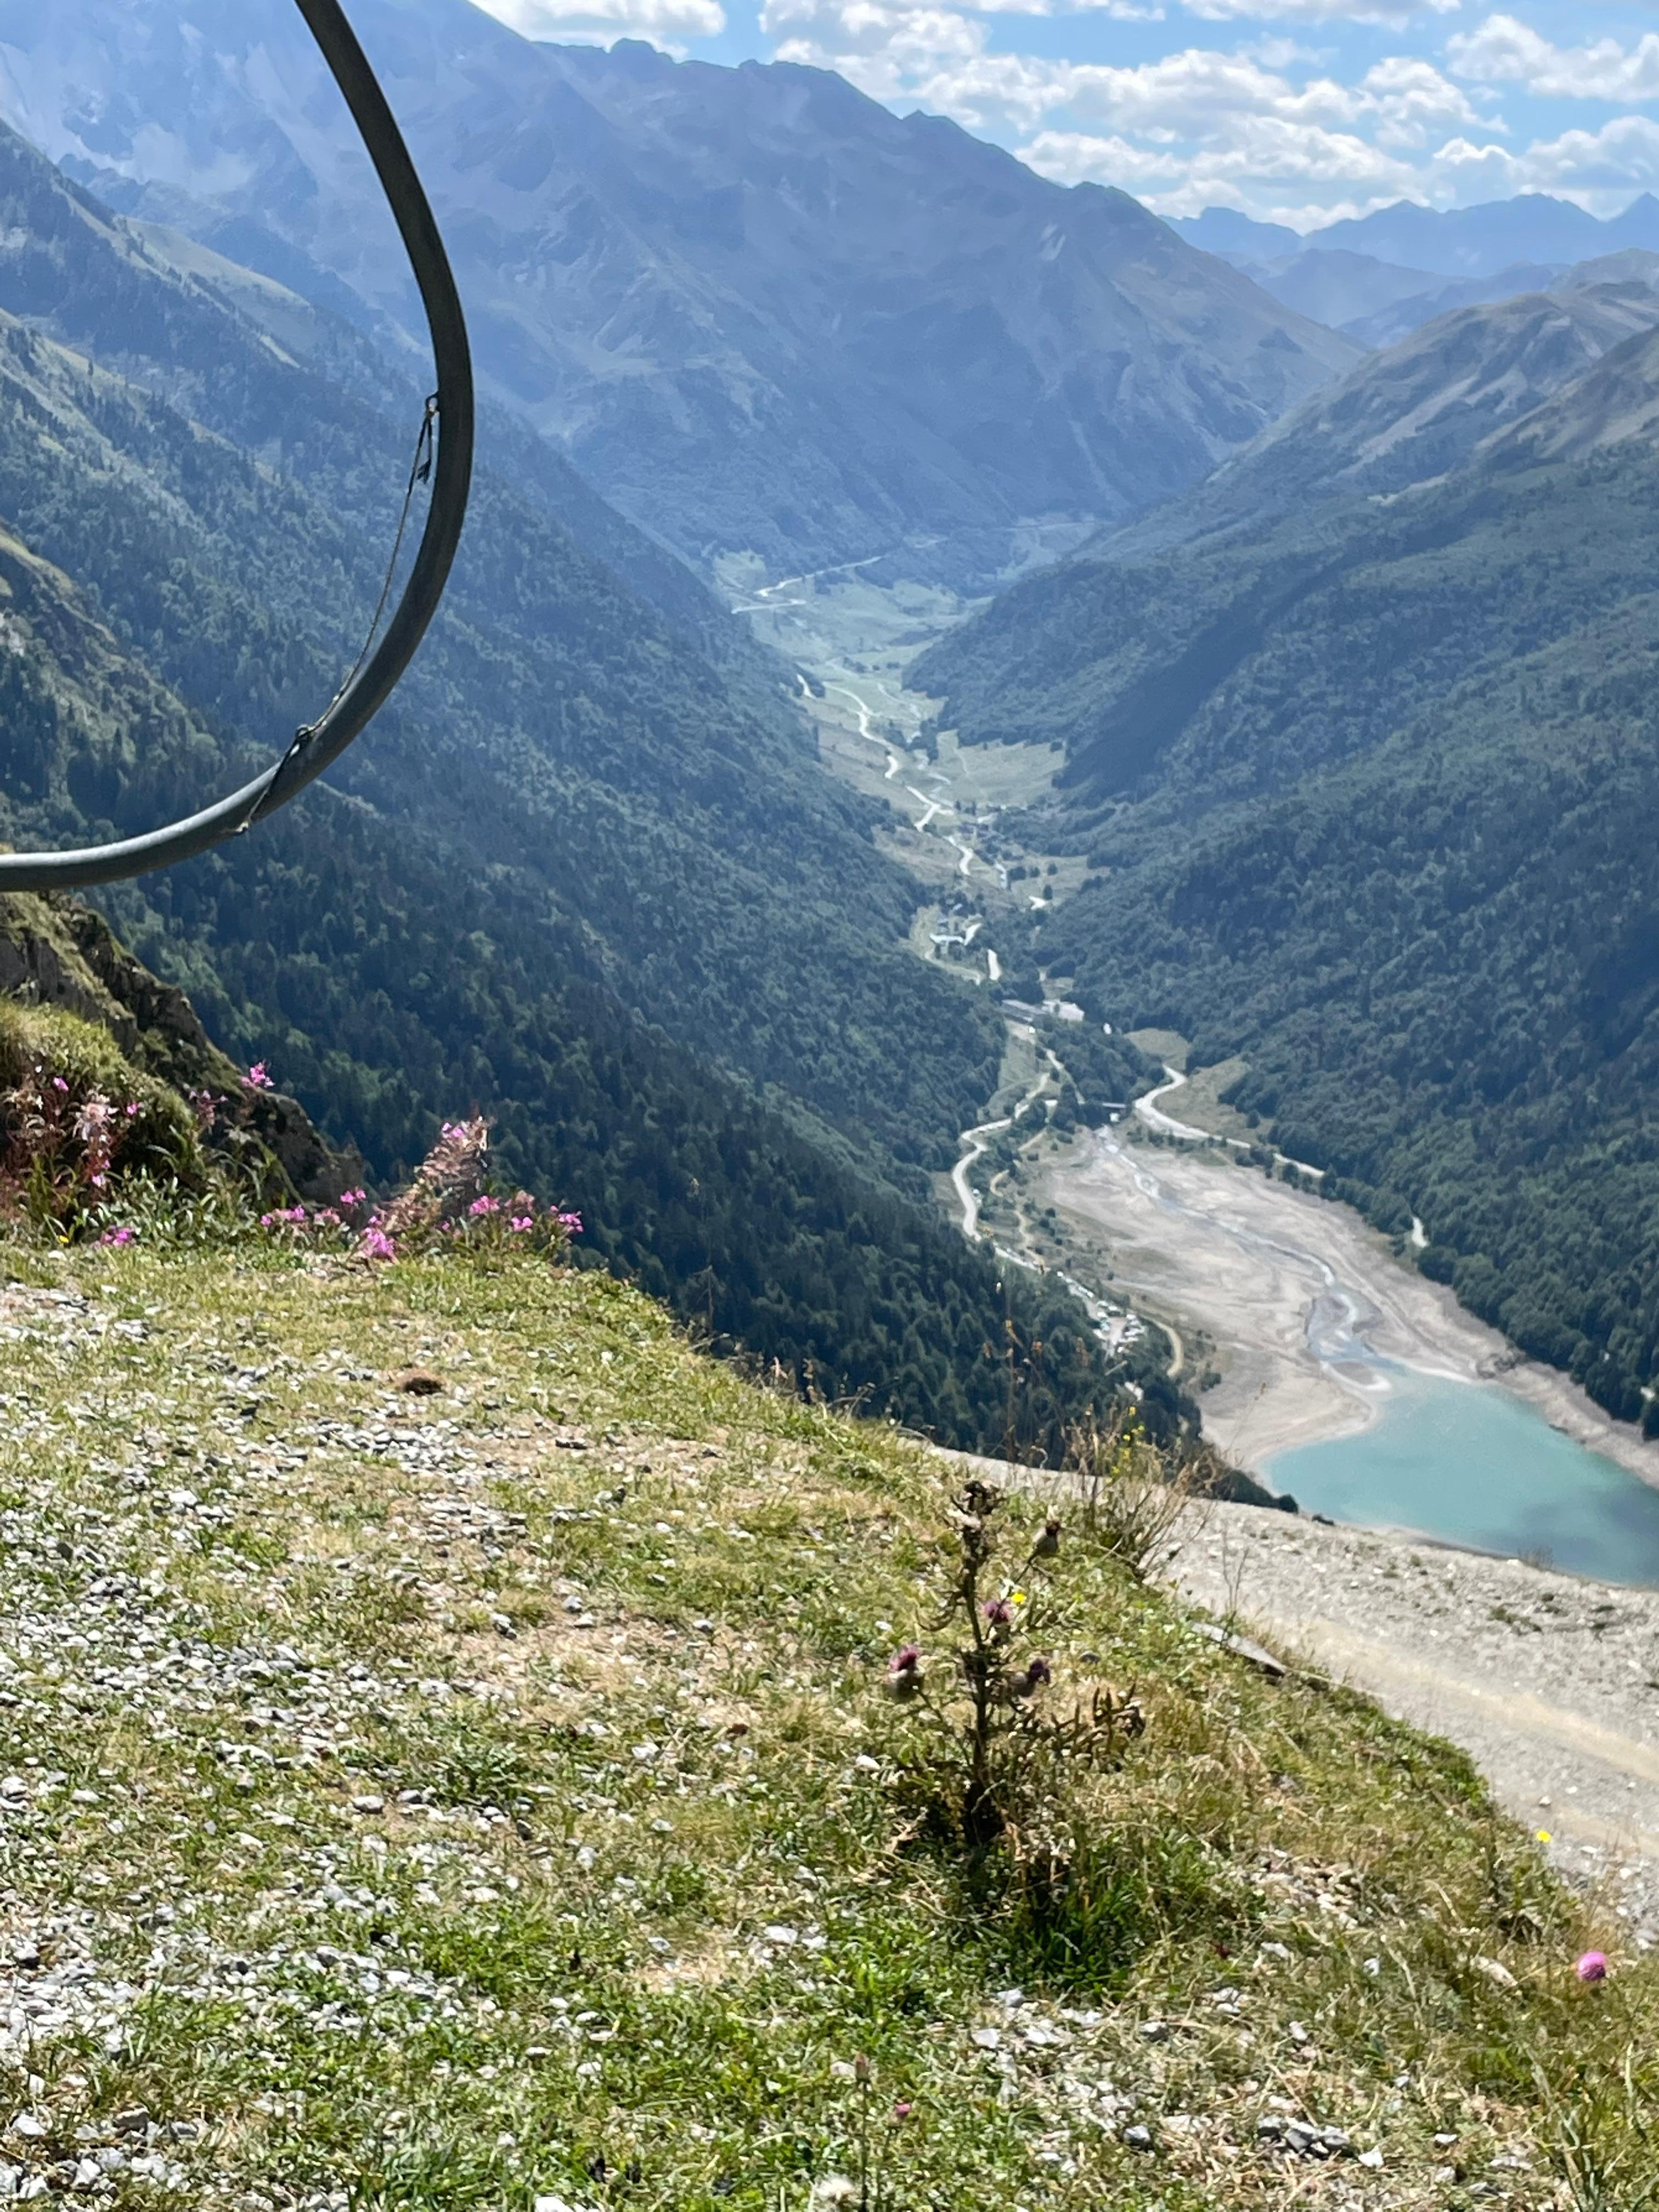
1266, 1365, 1659, 1588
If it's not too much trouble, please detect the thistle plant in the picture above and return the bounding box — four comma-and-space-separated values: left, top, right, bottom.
883, 1478, 1144, 1857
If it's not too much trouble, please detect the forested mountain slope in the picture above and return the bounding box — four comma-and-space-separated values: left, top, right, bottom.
0, 122, 1167, 1454
0, 0, 1356, 580
917, 328, 1659, 1427
928, 278, 1659, 595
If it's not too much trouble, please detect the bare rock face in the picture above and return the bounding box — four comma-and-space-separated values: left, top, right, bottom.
0, 890, 362, 1203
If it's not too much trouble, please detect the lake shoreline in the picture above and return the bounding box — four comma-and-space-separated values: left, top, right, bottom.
1037, 1125, 1659, 1498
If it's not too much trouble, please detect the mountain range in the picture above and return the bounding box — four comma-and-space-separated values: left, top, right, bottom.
1179, 195, 1659, 357
0, 111, 1190, 1454
1176, 193, 1659, 280
917, 300, 1659, 1427
0, 0, 1356, 583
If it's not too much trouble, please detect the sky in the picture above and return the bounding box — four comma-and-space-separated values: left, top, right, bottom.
467, 0, 1659, 232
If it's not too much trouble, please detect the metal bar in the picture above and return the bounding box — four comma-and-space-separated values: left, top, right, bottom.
0, 0, 475, 892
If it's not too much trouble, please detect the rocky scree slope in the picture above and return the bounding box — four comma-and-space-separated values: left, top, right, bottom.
0, 1232, 1649, 2207
0, 0, 1357, 580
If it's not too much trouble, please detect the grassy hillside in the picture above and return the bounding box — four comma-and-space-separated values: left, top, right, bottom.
0, 1228, 1648, 2208
913, 328, 1659, 1429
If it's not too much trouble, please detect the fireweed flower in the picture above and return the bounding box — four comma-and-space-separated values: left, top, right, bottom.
1577, 1951, 1609, 1983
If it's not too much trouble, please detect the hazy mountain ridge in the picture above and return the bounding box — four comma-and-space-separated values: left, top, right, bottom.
1176, 193, 1659, 280
909, 280, 1659, 754
1182, 195, 1659, 357
1097, 272, 1659, 565
0, 0, 1357, 582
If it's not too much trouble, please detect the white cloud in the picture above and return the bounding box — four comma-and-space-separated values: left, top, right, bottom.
1449, 15, 1659, 104
1444, 112, 1659, 204
1020, 111, 1423, 214
471, 0, 727, 49
1182, 0, 1457, 22
756, 0, 1659, 229
1361, 56, 1487, 149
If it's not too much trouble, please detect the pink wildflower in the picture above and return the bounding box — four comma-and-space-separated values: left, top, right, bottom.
99, 1226, 136, 1248
1576, 1951, 1608, 1983
242, 1063, 274, 1092
510, 1216, 534, 1233
469, 1194, 501, 1218
558, 1210, 584, 1236
361, 1227, 397, 1262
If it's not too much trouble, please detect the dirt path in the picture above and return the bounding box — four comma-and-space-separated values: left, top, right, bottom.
1173, 1499, 1659, 1931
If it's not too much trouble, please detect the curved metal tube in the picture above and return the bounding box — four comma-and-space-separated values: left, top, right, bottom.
0, 0, 475, 892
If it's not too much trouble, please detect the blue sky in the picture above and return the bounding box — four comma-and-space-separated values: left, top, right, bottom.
470, 0, 1659, 232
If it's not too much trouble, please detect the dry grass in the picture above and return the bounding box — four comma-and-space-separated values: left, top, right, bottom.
0, 1239, 1648, 2209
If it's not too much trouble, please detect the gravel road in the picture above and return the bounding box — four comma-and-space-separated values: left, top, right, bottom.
1171, 1500, 1659, 1940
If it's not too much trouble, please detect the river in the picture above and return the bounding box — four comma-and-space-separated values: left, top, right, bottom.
727, 565, 1659, 1588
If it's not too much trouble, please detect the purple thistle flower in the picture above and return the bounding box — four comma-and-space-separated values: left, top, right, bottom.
1576, 1951, 1609, 1983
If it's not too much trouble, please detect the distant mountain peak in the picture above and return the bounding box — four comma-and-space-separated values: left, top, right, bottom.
1177, 190, 1659, 284
0, 0, 1357, 584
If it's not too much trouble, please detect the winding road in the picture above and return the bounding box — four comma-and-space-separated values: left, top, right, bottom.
1137, 1064, 1326, 1183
